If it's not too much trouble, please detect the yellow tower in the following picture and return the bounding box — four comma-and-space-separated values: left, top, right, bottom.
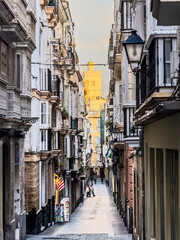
84, 62, 106, 173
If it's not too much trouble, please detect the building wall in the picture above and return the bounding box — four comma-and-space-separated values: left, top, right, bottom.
84, 62, 102, 105
25, 155, 40, 213
144, 112, 180, 240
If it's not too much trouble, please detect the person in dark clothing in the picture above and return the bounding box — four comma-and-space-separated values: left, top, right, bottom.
93, 172, 97, 184
90, 175, 93, 184
86, 184, 91, 197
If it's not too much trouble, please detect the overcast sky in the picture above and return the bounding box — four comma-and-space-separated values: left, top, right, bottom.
68, 0, 114, 97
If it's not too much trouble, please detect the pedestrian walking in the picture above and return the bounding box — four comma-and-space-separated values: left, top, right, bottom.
90, 175, 93, 184
86, 184, 91, 197
93, 172, 97, 184
90, 184, 95, 197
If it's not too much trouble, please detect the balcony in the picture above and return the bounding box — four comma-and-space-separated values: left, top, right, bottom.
78, 118, 83, 132
124, 107, 140, 138
46, 0, 57, 21
61, 117, 69, 134
71, 118, 78, 130
39, 0, 49, 8
51, 76, 60, 98
0, 1, 27, 44
14, 0, 28, 33
26, 1, 36, 45
0, 1, 14, 25
113, 54, 121, 81
136, 38, 177, 109
59, 0, 68, 22
50, 14, 58, 29
151, 0, 180, 25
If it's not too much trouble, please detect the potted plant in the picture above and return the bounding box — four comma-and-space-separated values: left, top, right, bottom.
61, 107, 68, 119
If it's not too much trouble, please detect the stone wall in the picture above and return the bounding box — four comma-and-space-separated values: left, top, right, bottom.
25, 155, 40, 213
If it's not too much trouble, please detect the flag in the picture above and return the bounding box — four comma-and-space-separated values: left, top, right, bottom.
106, 147, 112, 158
56, 178, 65, 191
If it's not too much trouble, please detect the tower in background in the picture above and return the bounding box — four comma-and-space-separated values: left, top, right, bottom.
84, 62, 106, 175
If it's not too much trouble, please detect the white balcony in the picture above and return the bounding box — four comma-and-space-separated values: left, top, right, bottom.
151, 0, 180, 25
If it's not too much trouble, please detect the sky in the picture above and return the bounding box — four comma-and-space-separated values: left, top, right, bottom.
68, 0, 114, 98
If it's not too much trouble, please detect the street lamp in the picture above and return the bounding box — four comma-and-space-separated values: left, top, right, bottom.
123, 30, 145, 72
77, 148, 82, 158
110, 140, 114, 150
111, 128, 119, 141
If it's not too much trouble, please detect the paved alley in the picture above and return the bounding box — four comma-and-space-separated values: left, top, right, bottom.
27, 180, 132, 240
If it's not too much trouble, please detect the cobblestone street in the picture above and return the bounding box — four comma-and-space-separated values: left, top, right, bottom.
27, 180, 132, 240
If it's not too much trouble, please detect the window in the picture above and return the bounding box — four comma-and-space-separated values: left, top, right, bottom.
15, 54, 21, 89
109, 98, 113, 105
40, 130, 48, 151
40, 68, 52, 92
96, 137, 100, 146
92, 81, 95, 87
121, 1, 133, 31
40, 129, 51, 151
41, 102, 47, 124
52, 109, 56, 127
124, 107, 140, 137
97, 119, 100, 131
164, 38, 172, 85
53, 131, 58, 150
40, 68, 47, 91
148, 39, 157, 94
140, 56, 148, 104
1, 42, 7, 78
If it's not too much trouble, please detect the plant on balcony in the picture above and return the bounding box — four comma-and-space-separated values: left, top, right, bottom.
105, 119, 112, 126
70, 162, 74, 170
79, 166, 85, 175
61, 107, 68, 119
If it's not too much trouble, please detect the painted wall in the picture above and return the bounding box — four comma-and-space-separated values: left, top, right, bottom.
144, 112, 180, 240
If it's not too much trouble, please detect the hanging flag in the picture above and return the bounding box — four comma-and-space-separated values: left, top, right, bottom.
106, 147, 112, 158
56, 178, 65, 191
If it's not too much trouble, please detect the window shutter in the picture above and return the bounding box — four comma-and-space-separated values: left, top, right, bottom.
48, 69, 52, 93
56, 76, 60, 97
48, 129, 52, 151
58, 131, 60, 149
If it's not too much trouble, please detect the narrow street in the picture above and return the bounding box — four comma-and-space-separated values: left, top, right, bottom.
27, 179, 132, 240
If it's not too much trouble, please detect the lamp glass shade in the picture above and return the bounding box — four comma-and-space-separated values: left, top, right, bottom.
125, 43, 144, 63
123, 30, 145, 71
